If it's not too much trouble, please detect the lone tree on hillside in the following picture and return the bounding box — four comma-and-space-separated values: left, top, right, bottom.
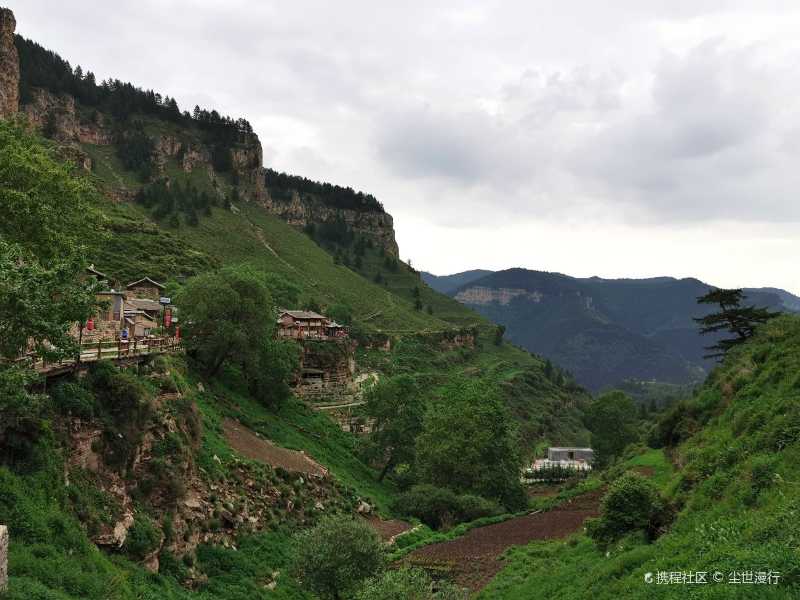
362, 375, 425, 482
585, 390, 639, 468
694, 288, 779, 359
291, 515, 386, 600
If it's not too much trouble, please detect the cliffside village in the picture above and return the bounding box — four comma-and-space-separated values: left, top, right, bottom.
77, 266, 175, 344
80, 267, 349, 346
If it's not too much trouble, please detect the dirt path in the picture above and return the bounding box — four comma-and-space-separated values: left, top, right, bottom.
404, 488, 603, 592
222, 418, 328, 477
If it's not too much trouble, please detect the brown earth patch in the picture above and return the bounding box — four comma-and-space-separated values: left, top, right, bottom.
365, 516, 412, 542
526, 483, 562, 499
404, 488, 604, 592
632, 466, 655, 477
222, 418, 328, 477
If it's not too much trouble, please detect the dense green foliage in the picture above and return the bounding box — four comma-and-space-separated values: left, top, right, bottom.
585, 472, 666, 546
265, 168, 384, 212
177, 265, 299, 406
355, 567, 466, 600
0, 366, 49, 467
584, 390, 639, 467
136, 178, 218, 227
291, 515, 386, 599
116, 120, 156, 178
0, 121, 105, 471
361, 375, 425, 481
393, 484, 503, 529
0, 120, 102, 361
414, 379, 525, 511
694, 288, 779, 359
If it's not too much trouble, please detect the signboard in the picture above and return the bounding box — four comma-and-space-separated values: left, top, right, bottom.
165, 310, 172, 327
159, 297, 171, 305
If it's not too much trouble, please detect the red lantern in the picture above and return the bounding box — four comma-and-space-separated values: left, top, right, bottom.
86, 318, 94, 331
175, 326, 180, 341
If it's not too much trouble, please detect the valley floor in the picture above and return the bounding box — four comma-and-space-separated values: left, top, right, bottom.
404, 488, 603, 592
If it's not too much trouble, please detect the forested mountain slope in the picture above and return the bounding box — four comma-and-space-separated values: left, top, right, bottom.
421, 270, 493, 295
430, 267, 797, 391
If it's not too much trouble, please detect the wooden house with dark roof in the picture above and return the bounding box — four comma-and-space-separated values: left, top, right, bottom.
276, 310, 348, 340
126, 277, 165, 301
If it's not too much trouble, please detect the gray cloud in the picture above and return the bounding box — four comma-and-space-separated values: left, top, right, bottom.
5, 0, 800, 291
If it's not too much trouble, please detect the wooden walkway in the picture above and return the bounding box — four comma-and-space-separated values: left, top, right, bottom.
19, 337, 181, 377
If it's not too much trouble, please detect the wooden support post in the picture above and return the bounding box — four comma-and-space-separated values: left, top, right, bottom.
0, 524, 8, 593
97, 340, 102, 360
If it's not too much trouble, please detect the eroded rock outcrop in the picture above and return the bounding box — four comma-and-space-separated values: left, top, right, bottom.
0, 7, 19, 118
455, 286, 543, 306
264, 190, 399, 256
23, 88, 113, 145
62, 379, 352, 582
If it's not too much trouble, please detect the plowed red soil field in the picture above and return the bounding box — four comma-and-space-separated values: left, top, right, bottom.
405, 488, 603, 591
222, 418, 328, 477
365, 516, 412, 541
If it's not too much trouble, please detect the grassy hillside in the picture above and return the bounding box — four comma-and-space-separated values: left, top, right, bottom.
480, 314, 800, 599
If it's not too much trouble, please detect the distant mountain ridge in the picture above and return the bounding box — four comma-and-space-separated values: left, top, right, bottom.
421, 270, 493, 294
425, 268, 800, 390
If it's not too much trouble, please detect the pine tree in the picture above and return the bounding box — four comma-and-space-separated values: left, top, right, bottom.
694, 288, 779, 359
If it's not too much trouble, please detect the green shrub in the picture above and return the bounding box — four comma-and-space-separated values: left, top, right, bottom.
158, 548, 190, 582
0, 366, 50, 467
746, 455, 777, 505
393, 484, 503, 529
86, 361, 154, 470
454, 493, 504, 523
355, 566, 468, 600
394, 484, 460, 529
50, 381, 96, 419
123, 514, 161, 561
587, 473, 666, 546
290, 515, 386, 599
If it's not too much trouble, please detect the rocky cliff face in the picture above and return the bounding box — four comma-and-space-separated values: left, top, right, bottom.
0, 7, 19, 118
263, 191, 399, 256
64, 376, 347, 579
23, 88, 113, 145
455, 286, 543, 306
232, 139, 267, 202
5, 4, 401, 259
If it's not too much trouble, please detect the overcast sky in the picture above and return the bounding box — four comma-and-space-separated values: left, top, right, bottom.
8, 1, 800, 293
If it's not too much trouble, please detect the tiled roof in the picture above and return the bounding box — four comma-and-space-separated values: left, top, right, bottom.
279, 310, 327, 320
126, 276, 165, 289
127, 297, 162, 311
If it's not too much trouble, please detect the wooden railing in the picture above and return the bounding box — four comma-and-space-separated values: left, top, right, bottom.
19, 336, 181, 375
